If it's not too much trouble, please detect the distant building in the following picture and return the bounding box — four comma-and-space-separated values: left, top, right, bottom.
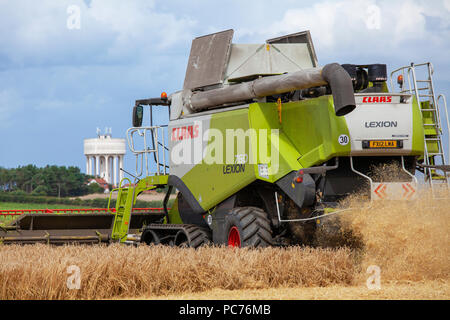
87, 178, 109, 192
84, 128, 126, 187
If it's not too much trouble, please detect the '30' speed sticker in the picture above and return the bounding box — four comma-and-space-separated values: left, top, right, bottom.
338, 134, 349, 146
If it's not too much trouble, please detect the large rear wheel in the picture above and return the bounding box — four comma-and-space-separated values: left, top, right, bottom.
224, 207, 273, 248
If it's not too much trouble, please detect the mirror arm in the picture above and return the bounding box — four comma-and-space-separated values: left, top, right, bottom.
135, 98, 170, 107
133, 97, 170, 127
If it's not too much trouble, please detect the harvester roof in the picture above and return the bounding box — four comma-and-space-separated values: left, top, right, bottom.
183, 29, 318, 91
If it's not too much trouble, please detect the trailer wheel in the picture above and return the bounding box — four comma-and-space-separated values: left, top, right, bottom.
225, 207, 273, 247
174, 225, 211, 248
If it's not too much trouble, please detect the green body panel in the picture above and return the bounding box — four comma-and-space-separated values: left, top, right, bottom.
168, 197, 183, 224
360, 81, 389, 93
134, 175, 169, 200
127, 92, 428, 223
132, 175, 185, 225
247, 96, 351, 179
248, 102, 301, 182
277, 96, 351, 168
179, 108, 256, 211
177, 95, 352, 212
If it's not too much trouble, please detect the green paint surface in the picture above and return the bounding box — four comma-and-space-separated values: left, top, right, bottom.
181, 108, 256, 211
178, 95, 353, 212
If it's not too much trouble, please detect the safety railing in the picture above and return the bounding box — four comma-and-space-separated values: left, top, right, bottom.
126, 126, 169, 178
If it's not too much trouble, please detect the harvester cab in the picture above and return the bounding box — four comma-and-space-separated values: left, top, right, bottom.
117, 29, 449, 247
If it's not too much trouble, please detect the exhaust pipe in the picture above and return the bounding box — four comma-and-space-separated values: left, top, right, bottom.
322, 63, 356, 116
185, 63, 356, 116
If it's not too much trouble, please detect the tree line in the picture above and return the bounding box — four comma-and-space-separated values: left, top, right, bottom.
0, 165, 102, 197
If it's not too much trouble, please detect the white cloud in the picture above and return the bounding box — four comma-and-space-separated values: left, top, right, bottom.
251, 0, 449, 59
444, 0, 450, 11
2, 0, 447, 69
393, 1, 427, 42
0, 89, 24, 127
88, 0, 196, 53
0, 0, 197, 68
266, 1, 342, 48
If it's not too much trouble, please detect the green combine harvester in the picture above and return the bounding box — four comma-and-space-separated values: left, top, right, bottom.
111, 29, 449, 247
1, 30, 448, 246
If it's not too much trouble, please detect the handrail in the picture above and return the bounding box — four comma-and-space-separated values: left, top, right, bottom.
390, 62, 448, 189
126, 126, 168, 178
437, 94, 449, 164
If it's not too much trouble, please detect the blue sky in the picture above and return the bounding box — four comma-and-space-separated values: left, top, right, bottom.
0, 0, 449, 175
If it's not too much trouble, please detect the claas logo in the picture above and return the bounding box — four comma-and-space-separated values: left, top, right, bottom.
363, 96, 392, 103
171, 125, 200, 141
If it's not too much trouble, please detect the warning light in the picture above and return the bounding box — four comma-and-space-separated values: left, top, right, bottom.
295, 170, 304, 183
161, 92, 168, 99
397, 75, 403, 86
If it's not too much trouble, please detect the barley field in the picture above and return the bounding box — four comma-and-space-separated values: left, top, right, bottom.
0, 188, 449, 300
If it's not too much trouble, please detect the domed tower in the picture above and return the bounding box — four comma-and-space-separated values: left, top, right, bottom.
84, 128, 126, 187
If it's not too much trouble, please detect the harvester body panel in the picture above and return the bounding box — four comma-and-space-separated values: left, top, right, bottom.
167, 91, 424, 214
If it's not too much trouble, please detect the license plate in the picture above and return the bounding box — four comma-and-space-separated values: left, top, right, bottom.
368, 140, 397, 148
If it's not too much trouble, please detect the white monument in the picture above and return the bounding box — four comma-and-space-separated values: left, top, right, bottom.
84, 128, 126, 187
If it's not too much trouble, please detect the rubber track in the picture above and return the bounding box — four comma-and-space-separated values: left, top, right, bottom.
143, 224, 211, 248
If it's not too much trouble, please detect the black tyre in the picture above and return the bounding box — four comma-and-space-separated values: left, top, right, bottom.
224, 206, 273, 247
140, 229, 160, 245
174, 225, 211, 248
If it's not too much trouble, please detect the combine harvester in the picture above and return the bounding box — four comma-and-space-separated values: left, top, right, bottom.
1, 30, 448, 247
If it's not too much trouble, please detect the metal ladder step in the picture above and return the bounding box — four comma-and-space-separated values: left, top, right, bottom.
430, 176, 448, 181
111, 180, 136, 243
388, 62, 449, 191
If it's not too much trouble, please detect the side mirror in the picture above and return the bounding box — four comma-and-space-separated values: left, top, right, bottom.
132, 105, 143, 127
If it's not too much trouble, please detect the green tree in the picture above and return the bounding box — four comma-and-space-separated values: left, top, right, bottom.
87, 182, 104, 194
31, 185, 49, 196
0, 164, 91, 197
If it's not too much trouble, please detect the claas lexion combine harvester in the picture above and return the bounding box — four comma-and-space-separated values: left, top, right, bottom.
1, 30, 449, 247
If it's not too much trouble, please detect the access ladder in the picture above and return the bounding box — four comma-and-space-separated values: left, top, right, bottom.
109, 125, 170, 243
390, 62, 450, 190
